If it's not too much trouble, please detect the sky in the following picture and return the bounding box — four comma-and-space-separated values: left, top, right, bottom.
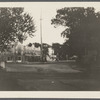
0, 2, 100, 45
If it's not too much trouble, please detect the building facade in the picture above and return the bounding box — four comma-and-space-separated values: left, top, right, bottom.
4, 41, 41, 63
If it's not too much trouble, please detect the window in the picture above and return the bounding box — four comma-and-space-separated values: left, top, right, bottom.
18, 56, 21, 60
8, 56, 12, 61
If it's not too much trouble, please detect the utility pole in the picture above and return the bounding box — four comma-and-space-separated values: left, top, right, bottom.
40, 9, 43, 62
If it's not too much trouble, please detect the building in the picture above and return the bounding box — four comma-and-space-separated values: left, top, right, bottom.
4, 41, 41, 63
0, 40, 58, 63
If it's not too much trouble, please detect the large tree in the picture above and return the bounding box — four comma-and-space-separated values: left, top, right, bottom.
51, 7, 100, 61
0, 7, 36, 52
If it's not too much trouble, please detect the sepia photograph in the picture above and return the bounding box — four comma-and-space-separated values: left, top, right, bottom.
0, 2, 100, 94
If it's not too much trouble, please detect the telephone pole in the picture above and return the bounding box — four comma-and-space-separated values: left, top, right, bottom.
40, 9, 43, 61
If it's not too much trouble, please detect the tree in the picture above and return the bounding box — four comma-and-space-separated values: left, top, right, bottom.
33, 42, 41, 48
52, 42, 69, 60
28, 43, 33, 47
42, 43, 50, 62
52, 43, 61, 55
0, 7, 36, 52
52, 43, 61, 60
51, 7, 100, 61
59, 41, 69, 60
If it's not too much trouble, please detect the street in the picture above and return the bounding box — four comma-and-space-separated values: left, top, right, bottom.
0, 62, 100, 91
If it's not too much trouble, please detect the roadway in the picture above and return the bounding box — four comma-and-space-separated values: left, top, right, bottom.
0, 62, 100, 91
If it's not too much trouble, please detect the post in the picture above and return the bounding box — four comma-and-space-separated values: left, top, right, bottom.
40, 9, 43, 62
0, 61, 5, 69
0, 52, 6, 69
0, 47, 6, 69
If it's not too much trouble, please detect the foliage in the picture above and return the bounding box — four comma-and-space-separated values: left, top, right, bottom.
28, 43, 33, 47
51, 7, 100, 60
34, 42, 41, 48
52, 42, 69, 60
52, 43, 61, 55
0, 7, 36, 51
42, 43, 50, 55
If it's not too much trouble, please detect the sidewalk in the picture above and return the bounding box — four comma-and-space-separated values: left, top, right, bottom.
6, 60, 75, 65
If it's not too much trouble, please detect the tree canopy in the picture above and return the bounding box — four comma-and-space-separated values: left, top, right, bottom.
0, 7, 36, 51
33, 42, 41, 48
52, 43, 69, 60
51, 7, 100, 59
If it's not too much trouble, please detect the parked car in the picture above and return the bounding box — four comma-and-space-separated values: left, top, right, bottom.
69, 55, 78, 60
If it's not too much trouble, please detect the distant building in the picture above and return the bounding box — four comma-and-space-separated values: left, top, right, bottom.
0, 40, 59, 62
1, 41, 41, 63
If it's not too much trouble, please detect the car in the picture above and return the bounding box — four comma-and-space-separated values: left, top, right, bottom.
69, 55, 78, 60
